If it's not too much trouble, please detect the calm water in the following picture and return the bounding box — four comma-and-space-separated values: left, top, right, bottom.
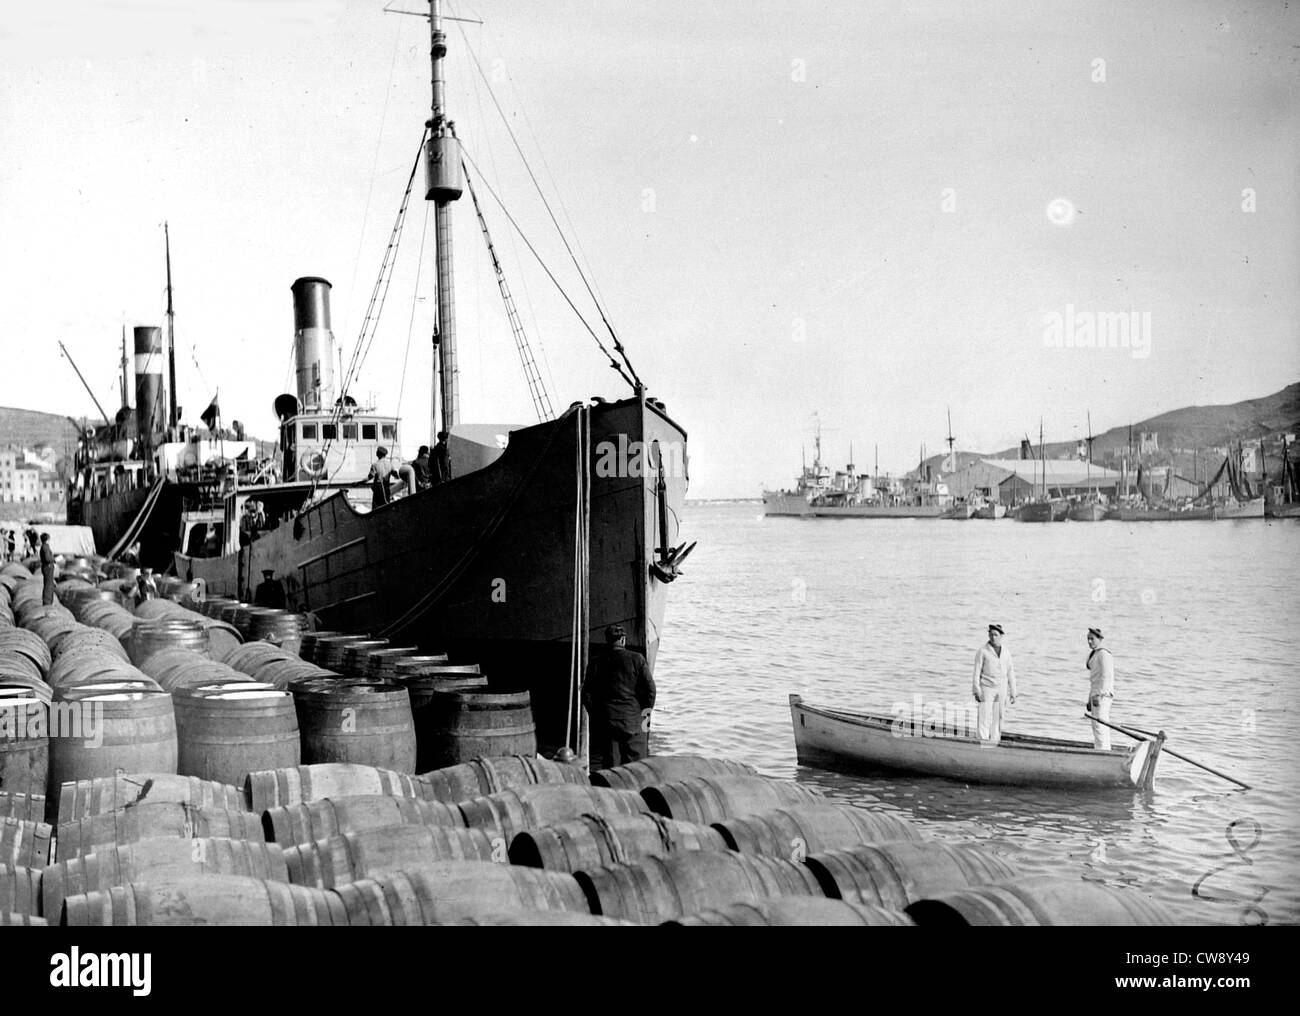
651, 502, 1300, 925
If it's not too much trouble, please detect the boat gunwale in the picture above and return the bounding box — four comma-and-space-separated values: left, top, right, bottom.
791, 694, 1142, 759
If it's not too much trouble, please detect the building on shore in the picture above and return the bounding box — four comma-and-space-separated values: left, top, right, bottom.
942, 458, 1122, 504
0, 445, 65, 503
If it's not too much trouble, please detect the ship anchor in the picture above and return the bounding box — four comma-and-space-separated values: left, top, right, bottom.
651, 541, 696, 583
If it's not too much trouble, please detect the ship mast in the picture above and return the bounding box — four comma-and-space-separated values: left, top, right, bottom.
165, 222, 178, 430
426, 0, 463, 439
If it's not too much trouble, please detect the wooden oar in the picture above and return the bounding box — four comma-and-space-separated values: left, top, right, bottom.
1083, 713, 1251, 790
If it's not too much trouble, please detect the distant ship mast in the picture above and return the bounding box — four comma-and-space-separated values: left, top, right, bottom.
425, 0, 464, 439
165, 222, 178, 429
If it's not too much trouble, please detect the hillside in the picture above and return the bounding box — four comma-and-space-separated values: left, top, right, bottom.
0, 407, 91, 460
909, 382, 1300, 478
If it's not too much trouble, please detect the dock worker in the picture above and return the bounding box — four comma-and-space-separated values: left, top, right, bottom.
1085, 627, 1115, 750
432, 431, 451, 485
582, 624, 656, 771
411, 446, 433, 491
133, 569, 158, 607
972, 623, 1017, 743
366, 447, 398, 509
39, 533, 56, 606
254, 569, 286, 609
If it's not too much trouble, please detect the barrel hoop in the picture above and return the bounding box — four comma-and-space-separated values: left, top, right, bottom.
583, 812, 629, 867
479, 758, 501, 796
648, 813, 677, 854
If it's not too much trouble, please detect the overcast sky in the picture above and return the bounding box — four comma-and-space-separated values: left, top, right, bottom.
1, 0, 1296, 497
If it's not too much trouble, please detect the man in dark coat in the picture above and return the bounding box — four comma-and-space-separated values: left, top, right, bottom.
411, 446, 433, 491
432, 431, 451, 485
39, 533, 56, 606
582, 624, 656, 770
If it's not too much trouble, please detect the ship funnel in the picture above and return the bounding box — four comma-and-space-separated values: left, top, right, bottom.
291, 276, 336, 411
133, 325, 165, 449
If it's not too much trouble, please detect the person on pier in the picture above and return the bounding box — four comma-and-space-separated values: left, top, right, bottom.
39, 533, 57, 606
972, 623, 1017, 743
583, 624, 656, 770
1085, 627, 1115, 750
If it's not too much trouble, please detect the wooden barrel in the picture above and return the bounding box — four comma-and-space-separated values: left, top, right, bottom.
0, 863, 42, 916
0, 649, 45, 684
292, 679, 417, 773
0, 630, 51, 676
804, 841, 1018, 909
575, 851, 825, 925
297, 631, 341, 663
668, 898, 914, 927
341, 640, 391, 678
45, 691, 177, 798
173, 687, 300, 786
406, 676, 490, 772
42, 652, 134, 691
263, 795, 465, 846
56, 803, 265, 860
640, 776, 824, 825
712, 805, 923, 859
0, 790, 44, 823
332, 863, 589, 925
0, 912, 46, 926
421, 690, 535, 770
458, 784, 651, 843
904, 875, 1177, 926
42, 837, 290, 920
283, 825, 502, 888
312, 635, 371, 671
365, 648, 420, 678
509, 813, 728, 873
0, 695, 48, 799
244, 763, 429, 813
58, 774, 248, 824
124, 619, 209, 667
416, 755, 589, 802
0, 816, 54, 869
62, 874, 347, 926
246, 612, 308, 656
138, 649, 249, 693
592, 754, 759, 790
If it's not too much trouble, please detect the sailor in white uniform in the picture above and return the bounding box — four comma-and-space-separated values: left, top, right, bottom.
972, 623, 1017, 743
1085, 627, 1115, 749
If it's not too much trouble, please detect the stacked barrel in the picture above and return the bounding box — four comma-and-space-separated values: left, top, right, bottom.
2, 558, 1177, 927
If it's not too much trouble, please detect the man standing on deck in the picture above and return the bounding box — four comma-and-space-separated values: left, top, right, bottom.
1085, 627, 1115, 750
411, 446, 433, 492
39, 533, 56, 606
972, 623, 1017, 743
366, 448, 397, 509
432, 431, 452, 485
582, 624, 656, 771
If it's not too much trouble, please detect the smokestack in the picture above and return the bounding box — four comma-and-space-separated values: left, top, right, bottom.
291, 277, 336, 411
133, 325, 165, 450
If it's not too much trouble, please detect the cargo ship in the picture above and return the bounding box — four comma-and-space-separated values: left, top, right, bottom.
99, 1, 690, 758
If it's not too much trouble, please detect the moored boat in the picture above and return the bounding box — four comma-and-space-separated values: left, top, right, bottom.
789, 695, 1163, 790
154, 1, 692, 760
1068, 500, 1107, 522
1216, 497, 1264, 519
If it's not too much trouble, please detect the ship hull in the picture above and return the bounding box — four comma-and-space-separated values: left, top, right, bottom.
1068, 502, 1107, 522
762, 491, 812, 516
1113, 506, 1215, 521
973, 504, 1007, 520
808, 505, 945, 518
1217, 498, 1264, 519
1265, 502, 1300, 518
175, 398, 686, 757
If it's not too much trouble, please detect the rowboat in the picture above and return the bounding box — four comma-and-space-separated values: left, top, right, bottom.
789, 694, 1163, 790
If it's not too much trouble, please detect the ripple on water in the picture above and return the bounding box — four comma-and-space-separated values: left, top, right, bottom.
654, 504, 1300, 925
